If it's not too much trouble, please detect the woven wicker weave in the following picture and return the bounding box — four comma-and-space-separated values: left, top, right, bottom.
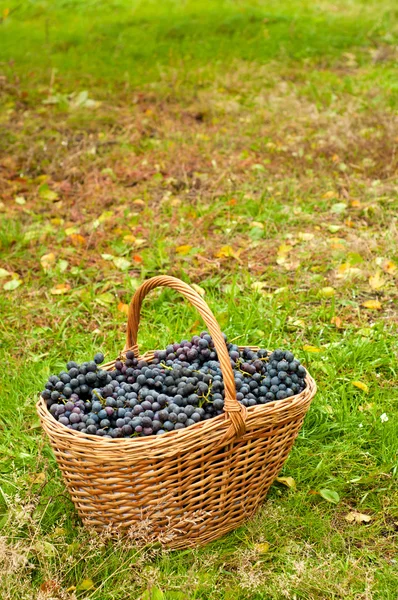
37, 276, 316, 548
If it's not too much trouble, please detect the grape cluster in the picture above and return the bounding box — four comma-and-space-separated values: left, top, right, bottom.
41, 334, 306, 438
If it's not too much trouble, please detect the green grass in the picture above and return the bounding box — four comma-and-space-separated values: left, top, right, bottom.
1, 0, 398, 598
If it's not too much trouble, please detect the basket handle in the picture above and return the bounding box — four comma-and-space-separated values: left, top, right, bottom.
124, 275, 246, 439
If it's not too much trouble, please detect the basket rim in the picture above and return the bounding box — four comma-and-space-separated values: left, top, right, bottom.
36, 345, 317, 452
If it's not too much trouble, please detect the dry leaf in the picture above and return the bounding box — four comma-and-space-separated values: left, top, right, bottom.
0, 268, 10, 279
345, 511, 372, 523
332, 154, 340, 162
319, 287, 336, 298
361, 300, 382, 310
352, 381, 369, 393
382, 259, 396, 274
323, 191, 336, 199
133, 199, 145, 206
215, 245, 241, 260
191, 283, 205, 297
251, 281, 268, 292
254, 542, 270, 553
132, 254, 143, 263
275, 476, 296, 489
331, 316, 342, 328
329, 237, 346, 250
176, 244, 193, 255
69, 233, 86, 247
118, 302, 129, 315
251, 221, 264, 229
369, 272, 385, 290
302, 345, 322, 353
350, 199, 361, 208
15, 195, 26, 205
40, 252, 56, 271
50, 283, 71, 295
298, 232, 314, 241
64, 226, 79, 235
276, 243, 291, 264
123, 234, 136, 244
113, 257, 130, 271
31, 473, 46, 484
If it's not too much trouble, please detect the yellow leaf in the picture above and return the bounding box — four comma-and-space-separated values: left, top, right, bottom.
251, 221, 264, 229
331, 316, 342, 328
134, 239, 147, 247
298, 232, 314, 241
50, 284, 71, 295
64, 226, 79, 235
275, 476, 296, 489
361, 300, 382, 310
319, 287, 336, 298
69, 233, 86, 247
328, 237, 346, 250
215, 245, 241, 260
382, 259, 396, 274
302, 345, 322, 353
352, 381, 369, 393
277, 243, 291, 255
123, 234, 136, 244
332, 154, 340, 162
31, 472, 46, 484
345, 511, 372, 523
66, 586, 76, 593
251, 281, 268, 292
254, 542, 270, 553
133, 199, 145, 206
40, 252, 56, 271
323, 191, 336, 199
350, 199, 361, 208
191, 283, 205, 297
15, 195, 26, 205
77, 579, 95, 591
369, 272, 385, 290
176, 244, 192, 255
118, 302, 129, 315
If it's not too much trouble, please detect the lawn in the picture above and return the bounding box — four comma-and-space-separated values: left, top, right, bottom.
0, 0, 397, 598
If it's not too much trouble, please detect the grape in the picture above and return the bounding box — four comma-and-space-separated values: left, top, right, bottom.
43, 340, 306, 437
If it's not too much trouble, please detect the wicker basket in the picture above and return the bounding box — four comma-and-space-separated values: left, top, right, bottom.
37, 276, 316, 549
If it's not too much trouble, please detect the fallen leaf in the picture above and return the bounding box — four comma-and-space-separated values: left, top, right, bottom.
331, 203, 347, 214
176, 244, 193, 255
352, 381, 369, 393
331, 316, 342, 328
50, 284, 70, 295
132, 254, 143, 263
319, 489, 340, 504
69, 233, 86, 247
76, 579, 95, 592
276, 243, 291, 264
191, 283, 205, 297
118, 302, 129, 315
358, 402, 374, 412
275, 476, 296, 489
0, 268, 10, 279
298, 232, 314, 241
251, 281, 268, 292
302, 345, 322, 353
215, 245, 241, 260
64, 226, 79, 236
40, 580, 59, 593
40, 252, 56, 271
328, 225, 341, 233
3, 279, 22, 291
251, 221, 264, 229
31, 473, 46, 484
382, 259, 396, 274
323, 191, 336, 199
319, 287, 336, 298
134, 239, 147, 247
39, 183, 58, 201
35, 541, 56, 557
95, 292, 114, 306
101, 253, 114, 261
328, 237, 346, 250
15, 195, 26, 205
369, 272, 385, 290
133, 199, 145, 206
254, 542, 270, 553
123, 234, 136, 244
113, 257, 131, 271
345, 511, 372, 523
350, 199, 361, 208
332, 154, 340, 162
361, 300, 382, 310
58, 259, 68, 272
